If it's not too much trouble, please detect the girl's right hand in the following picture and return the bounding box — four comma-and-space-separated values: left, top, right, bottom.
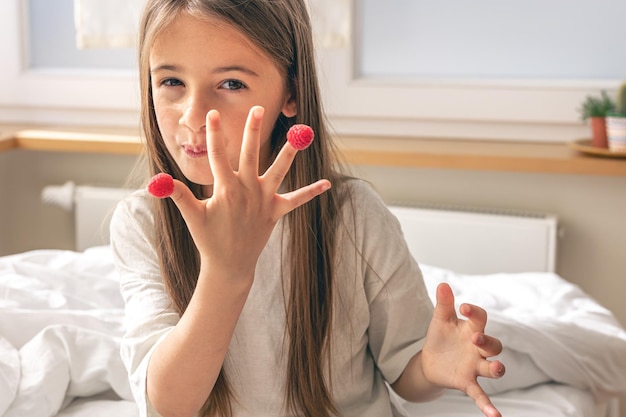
165, 105, 331, 282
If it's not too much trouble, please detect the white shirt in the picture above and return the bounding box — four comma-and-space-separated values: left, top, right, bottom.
110, 179, 433, 417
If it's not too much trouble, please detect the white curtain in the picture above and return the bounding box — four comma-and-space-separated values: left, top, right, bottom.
74, 0, 145, 48
307, 0, 351, 48
74, 0, 351, 49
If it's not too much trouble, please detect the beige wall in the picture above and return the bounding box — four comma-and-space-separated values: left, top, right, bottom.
1, 148, 625, 414
0, 150, 8, 254
0, 150, 139, 253
2, 149, 625, 322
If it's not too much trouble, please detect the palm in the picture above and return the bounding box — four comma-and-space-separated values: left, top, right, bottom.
423, 306, 482, 390
421, 283, 504, 417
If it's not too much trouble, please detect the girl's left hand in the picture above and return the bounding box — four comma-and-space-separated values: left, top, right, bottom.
167, 106, 330, 279
422, 283, 505, 417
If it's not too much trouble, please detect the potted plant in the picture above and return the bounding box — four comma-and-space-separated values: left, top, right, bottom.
579, 90, 614, 148
606, 80, 626, 152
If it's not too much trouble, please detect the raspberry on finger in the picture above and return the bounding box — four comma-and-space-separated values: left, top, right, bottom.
147, 173, 174, 198
286, 124, 314, 150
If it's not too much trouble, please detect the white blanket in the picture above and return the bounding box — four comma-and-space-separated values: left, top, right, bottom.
0, 247, 132, 417
0, 247, 625, 416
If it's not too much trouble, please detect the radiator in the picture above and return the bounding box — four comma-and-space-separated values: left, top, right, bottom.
41, 183, 559, 275
42, 182, 134, 251
388, 204, 558, 274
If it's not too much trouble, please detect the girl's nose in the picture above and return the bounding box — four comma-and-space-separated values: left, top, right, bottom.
179, 94, 210, 133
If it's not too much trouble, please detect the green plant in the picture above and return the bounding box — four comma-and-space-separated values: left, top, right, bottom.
579, 90, 615, 121
614, 80, 626, 116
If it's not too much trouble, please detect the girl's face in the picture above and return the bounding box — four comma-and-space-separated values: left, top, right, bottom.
149, 13, 296, 189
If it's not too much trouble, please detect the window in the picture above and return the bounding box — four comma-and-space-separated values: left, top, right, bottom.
1, 0, 624, 142
0, 0, 139, 127
318, 0, 625, 141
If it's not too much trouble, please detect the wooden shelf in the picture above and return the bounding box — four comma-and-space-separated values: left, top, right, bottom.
0, 125, 142, 155
1, 124, 625, 176
337, 135, 626, 176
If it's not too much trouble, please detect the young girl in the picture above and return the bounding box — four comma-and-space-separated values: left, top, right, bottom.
109, 1, 505, 417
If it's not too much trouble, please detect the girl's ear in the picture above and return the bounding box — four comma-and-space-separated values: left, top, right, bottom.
281, 93, 297, 118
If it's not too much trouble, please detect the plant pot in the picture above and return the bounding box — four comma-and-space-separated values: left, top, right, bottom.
590, 117, 608, 148
606, 115, 626, 152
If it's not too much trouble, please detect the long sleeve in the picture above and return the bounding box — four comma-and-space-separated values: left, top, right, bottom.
109, 190, 178, 417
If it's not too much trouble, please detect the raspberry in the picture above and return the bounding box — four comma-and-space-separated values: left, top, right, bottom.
147, 173, 174, 198
286, 124, 314, 151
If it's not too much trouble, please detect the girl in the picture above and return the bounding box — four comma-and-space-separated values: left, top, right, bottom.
109, 1, 505, 417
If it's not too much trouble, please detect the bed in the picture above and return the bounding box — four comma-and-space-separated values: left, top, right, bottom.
1, 201, 625, 417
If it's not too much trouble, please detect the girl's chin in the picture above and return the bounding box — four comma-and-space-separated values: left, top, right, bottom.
183, 171, 214, 187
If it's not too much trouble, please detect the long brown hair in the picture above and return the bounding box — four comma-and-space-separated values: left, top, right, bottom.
137, 0, 347, 415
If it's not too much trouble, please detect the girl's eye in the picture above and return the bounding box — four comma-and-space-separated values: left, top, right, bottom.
161, 78, 183, 87
220, 79, 246, 91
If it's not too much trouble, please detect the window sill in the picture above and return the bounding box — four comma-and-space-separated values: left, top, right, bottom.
1, 124, 624, 177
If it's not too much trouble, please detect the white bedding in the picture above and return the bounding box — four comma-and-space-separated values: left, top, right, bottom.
1, 246, 625, 417
402, 384, 608, 417
0, 247, 133, 417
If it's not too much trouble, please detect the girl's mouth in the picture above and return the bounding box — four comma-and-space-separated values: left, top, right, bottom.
182, 145, 208, 159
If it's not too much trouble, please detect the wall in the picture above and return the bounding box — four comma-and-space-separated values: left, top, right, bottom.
0, 150, 139, 252
0, 149, 625, 413
2, 149, 625, 320
2, 149, 626, 316
0, 152, 9, 254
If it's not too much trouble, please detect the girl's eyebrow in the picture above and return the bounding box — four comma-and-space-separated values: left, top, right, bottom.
213, 65, 260, 77
150, 64, 259, 77
150, 64, 180, 73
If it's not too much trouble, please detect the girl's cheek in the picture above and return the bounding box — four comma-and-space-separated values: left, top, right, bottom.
154, 104, 178, 132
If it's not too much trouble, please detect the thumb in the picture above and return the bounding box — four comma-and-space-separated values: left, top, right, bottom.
434, 282, 458, 322
167, 179, 202, 221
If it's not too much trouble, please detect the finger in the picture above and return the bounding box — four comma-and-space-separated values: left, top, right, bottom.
460, 303, 488, 333
238, 106, 264, 178
167, 179, 203, 225
490, 360, 506, 379
472, 333, 503, 358
275, 179, 331, 217
262, 138, 298, 191
466, 383, 502, 417
205, 110, 233, 180
433, 282, 458, 322
475, 357, 506, 380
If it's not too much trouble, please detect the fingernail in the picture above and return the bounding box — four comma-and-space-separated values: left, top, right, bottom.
476, 334, 485, 345
207, 109, 219, 122
252, 106, 264, 119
